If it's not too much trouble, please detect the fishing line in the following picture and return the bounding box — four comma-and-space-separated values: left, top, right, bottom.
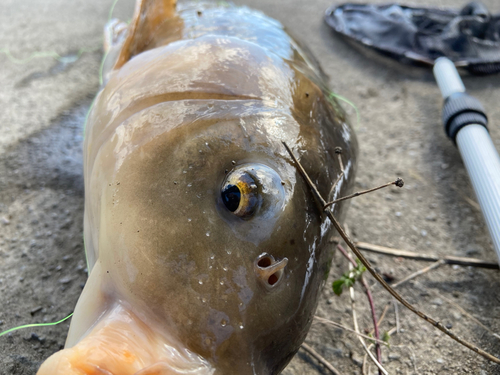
1, 0, 120, 73
0, 313, 73, 338
0, 0, 118, 343
100, 0, 121, 85
329, 92, 361, 128
0, 46, 99, 65
108, 0, 120, 21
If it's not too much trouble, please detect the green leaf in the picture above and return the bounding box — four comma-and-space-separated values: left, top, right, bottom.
331, 260, 367, 297
382, 331, 391, 346
332, 279, 345, 296
344, 277, 354, 289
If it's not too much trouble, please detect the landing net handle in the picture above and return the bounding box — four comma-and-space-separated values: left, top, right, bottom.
434, 57, 500, 264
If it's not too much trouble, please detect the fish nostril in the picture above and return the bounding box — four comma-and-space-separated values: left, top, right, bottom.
257, 257, 272, 268
254, 253, 288, 289
268, 273, 279, 285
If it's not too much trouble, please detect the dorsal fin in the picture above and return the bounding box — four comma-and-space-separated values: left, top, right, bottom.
113, 0, 177, 69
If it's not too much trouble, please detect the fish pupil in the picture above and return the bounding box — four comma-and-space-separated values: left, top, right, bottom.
221, 185, 241, 212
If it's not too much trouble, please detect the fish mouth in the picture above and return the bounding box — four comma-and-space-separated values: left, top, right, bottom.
37, 304, 214, 375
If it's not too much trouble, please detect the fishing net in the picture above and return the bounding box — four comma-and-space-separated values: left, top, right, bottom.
325, 2, 500, 75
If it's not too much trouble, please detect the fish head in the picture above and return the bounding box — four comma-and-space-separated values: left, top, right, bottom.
95, 105, 336, 374
53, 33, 356, 375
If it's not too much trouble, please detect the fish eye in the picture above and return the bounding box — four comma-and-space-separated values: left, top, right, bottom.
220, 163, 286, 221
221, 170, 260, 218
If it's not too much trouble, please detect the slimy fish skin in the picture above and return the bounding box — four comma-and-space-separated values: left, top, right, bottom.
38, 1, 357, 374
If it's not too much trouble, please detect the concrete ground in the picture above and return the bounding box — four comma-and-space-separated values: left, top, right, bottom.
1, 0, 500, 374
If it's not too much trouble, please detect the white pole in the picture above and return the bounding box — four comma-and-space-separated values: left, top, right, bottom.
433, 58, 500, 264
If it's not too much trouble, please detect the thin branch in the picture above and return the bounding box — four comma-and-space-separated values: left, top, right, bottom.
414, 281, 500, 340
377, 303, 390, 329
392, 260, 445, 288
328, 147, 345, 200
368, 303, 390, 337
368, 327, 397, 351
301, 343, 344, 375
393, 298, 400, 334
324, 178, 403, 209
337, 244, 382, 366
314, 316, 390, 346
348, 263, 389, 375
282, 141, 500, 365
451, 184, 481, 212
355, 242, 499, 270
408, 346, 419, 374
336, 147, 345, 172
363, 279, 381, 368
368, 327, 398, 350
362, 354, 368, 375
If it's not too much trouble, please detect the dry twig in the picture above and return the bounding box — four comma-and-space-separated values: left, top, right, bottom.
392, 260, 445, 288
337, 244, 382, 365
368, 327, 397, 352
324, 179, 403, 209
355, 242, 499, 269
314, 316, 389, 346
368, 303, 391, 337
301, 343, 343, 375
282, 141, 500, 365
393, 298, 400, 334
377, 303, 390, 329
414, 281, 500, 340
362, 354, 368, 375
328, 147, 345, 200
348, 262, 388, 375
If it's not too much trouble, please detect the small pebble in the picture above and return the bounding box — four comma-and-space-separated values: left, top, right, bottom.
24, 332, 41, 342
388, 354, 400, 361
58, 277, 72, 284
425, 213, 437, 221
431, 298, 443, 306
30, 306, 43, 315
466, 247, 481, 256
351, 354, 363, 367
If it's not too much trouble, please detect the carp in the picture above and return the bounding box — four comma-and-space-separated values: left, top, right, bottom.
38, 0, 357, 374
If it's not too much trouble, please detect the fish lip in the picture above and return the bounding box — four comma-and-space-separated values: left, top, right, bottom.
134, 361, 215, 375
40, 303, 214, 375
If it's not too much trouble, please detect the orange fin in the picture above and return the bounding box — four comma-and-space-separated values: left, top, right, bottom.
113, 0, 177, 69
